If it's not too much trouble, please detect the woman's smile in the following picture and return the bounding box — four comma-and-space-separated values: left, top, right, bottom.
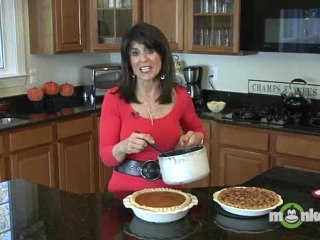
140, 66, 152, 73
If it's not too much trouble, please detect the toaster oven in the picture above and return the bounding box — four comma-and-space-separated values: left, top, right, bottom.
81, 64, 122, 101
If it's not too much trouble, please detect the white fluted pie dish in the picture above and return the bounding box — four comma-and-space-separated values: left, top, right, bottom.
123, 188, 198, 223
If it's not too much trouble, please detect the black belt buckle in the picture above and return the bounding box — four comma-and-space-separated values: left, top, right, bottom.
141, 160, 161, 181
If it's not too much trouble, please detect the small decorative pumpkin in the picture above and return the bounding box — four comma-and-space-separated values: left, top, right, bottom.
43, 81, 60, 95
61, 107, 75, 115
59, 83, 74, 97
30, 113, 46, 121
27, 87, 44, 102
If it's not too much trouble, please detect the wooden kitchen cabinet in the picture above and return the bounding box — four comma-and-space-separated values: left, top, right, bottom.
57, 116, 97, 193
219, 148, 269, 185
28, 0, 86, 54
184, 0, 241, 54
7, 125, 57, 188
217, 124, 270, 185
96, 116, 113, 192
142, 0, 184, 52
206, 120, 320, 186
0, 113, 103, 193
87, 0, 140, 52
273, 132, 320, 173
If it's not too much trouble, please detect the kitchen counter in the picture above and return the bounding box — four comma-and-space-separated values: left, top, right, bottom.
201, 89, 320, 136
1, 167, 319, 239
2, 102, 320, 137
0, 96, 101, 131
200, 110, 320, 136
1, 89, 320, 136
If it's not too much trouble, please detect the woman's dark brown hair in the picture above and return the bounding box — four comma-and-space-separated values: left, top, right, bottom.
116, 22, 176, 104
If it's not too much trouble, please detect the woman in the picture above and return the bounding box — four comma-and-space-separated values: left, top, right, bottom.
99, 23, 206, 192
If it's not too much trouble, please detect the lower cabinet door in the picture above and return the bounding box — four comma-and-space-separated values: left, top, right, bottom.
219, 148, 269, 186
98, 159, 112, 192
275, 156, 320, 173
58, 133, 96, 193
97, 116, 112, 192
9, 145, 56, 187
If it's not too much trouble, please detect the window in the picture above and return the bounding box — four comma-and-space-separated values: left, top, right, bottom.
0, 182, 11, 239
0, 0, 26, 79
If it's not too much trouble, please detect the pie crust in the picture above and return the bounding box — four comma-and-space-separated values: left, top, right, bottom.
216, 187, 281, 210
128, 188, 192, 212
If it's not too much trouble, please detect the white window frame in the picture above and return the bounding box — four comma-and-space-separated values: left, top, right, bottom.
0, 0, 26, 79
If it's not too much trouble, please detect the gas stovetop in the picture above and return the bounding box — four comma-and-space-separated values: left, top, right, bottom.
221, 106, 320, 129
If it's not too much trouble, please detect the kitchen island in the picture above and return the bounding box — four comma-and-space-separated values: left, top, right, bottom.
1, 167, 319, 239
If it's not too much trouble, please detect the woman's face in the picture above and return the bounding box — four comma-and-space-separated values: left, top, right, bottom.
129, 42, 162, 82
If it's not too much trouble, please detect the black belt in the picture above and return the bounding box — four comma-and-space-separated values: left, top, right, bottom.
115, 159, 161, 181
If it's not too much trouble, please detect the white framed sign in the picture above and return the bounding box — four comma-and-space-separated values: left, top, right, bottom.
248, 79, 320, 100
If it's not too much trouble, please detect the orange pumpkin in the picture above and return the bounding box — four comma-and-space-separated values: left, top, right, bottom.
61, 107, 75, 115
30, 113, 46, 121
27, 87, 44, 102
59, 83, 74, 97
43, 81, 59, 95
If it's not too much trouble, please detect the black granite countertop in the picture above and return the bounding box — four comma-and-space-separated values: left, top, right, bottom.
199, 110, 320, 136
0, 90, 101, 131
1, 167, 319, 239
200, 89, 320, 136
1, 89, 320, 137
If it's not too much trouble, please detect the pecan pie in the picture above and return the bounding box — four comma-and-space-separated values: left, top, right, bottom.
128, 188, 193, 212
216, 187, 281, 210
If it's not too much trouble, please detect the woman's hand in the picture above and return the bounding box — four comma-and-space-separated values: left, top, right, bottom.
124, 132, 155, 154
179, 131, 204, 147
112, 132, 155, 162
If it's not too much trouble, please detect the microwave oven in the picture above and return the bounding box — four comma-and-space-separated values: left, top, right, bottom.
81, 64, 122, 101
240, 0, 320, 53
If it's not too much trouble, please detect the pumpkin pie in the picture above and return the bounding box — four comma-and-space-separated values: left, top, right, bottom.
216, 187, 281, 210
128, 188, 193, 212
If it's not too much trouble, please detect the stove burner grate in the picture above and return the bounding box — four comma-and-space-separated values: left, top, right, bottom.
232, 111, 257, 120
222, 106, 320, 129
309, 117, 320, 128
230, 106, 277, 121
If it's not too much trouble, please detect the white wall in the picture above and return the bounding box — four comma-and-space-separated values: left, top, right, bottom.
30, 51, 320, 94
177, 52, 320, 93
29, 53, 117, 86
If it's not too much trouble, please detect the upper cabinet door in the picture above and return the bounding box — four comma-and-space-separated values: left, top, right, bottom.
185, 0, 240, 54
88, 0, 141, 52
54, 0, 86, 52
28, 0, 86, 54
142, 0, 184, 52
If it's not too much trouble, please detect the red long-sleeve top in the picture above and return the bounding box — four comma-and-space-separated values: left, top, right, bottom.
99, 86, 206, 192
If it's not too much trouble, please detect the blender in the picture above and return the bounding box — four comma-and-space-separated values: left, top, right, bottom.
183, 66, 203, 107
